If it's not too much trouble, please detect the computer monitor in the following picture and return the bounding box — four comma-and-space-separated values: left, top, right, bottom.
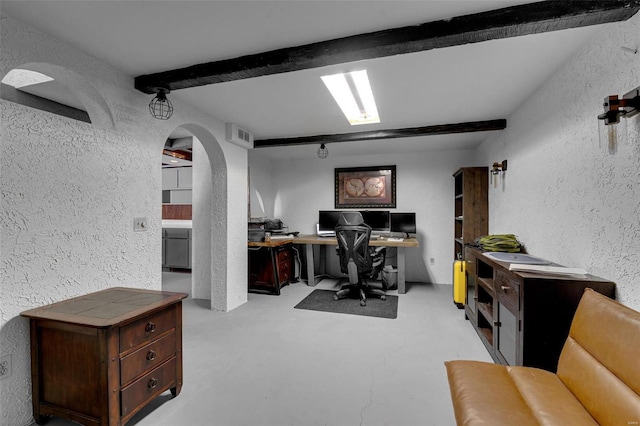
360, 210, 390, 232
318, 210, 343, 232
390, 213, 416, 234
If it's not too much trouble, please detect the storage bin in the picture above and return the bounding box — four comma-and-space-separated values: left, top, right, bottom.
382, 266, 398, 290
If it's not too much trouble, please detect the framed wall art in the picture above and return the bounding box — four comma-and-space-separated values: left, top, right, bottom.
335, 165, 396, 208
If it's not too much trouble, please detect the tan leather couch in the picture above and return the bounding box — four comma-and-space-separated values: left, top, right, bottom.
445, 289, 640, 425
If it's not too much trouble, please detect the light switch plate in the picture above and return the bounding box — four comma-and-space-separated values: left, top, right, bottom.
134, 217, 148, 232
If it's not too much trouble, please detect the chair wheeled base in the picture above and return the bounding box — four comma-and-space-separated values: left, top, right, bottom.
333, 281, 386, 306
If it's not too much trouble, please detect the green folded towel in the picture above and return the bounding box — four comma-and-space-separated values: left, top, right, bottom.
473, 234, 522, 252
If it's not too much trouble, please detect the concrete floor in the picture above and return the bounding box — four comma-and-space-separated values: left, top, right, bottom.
38, 273, 492, 426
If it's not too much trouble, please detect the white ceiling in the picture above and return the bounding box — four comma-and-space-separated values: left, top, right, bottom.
2, 1, 606, 159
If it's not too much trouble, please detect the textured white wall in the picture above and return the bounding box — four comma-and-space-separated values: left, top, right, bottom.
476, 14, 640, 310
0, 14, 247, 425
192, 136, 213, 300
249, 156, 275, 219
249, 149, 476, 284
222, 142, 249, 310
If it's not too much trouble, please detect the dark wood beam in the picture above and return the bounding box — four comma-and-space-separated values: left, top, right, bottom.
135, 1, 640, 93
254, 119, 506, 148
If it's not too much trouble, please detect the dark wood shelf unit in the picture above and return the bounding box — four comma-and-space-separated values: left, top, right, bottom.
20, 287, 188, 426
452, 167, 488, 261
464, 246, 616, 372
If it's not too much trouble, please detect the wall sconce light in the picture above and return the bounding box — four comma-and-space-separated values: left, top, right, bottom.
317, 143, 328, 159
597, 86, 639, 153
149, 87, 173, 120
491, 160, 507, 188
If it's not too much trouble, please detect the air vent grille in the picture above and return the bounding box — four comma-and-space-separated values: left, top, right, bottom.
225, 123, 254, 149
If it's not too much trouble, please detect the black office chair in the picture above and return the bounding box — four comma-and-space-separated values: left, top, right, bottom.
334, 211, 387, 306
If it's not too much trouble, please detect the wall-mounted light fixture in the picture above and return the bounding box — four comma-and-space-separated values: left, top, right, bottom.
491, 160, 507, 188
317, 143, 328, 159
597, 86, 639, 153
149, 87, 173, 120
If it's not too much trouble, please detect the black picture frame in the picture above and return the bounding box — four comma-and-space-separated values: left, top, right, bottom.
335, 165, 396, 208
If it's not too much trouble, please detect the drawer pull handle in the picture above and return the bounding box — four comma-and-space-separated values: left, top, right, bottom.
146, 350, 157, 361
145, 322, 156, 333
148, 378, 158, 389
500, 286, 510, 291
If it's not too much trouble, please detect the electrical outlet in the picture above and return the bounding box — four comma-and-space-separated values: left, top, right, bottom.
0, 354, 11, 380
133, 217, 148, 232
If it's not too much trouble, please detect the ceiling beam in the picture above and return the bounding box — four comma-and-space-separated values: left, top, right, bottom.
253, 119, 506, 148
135, 1, 640, 94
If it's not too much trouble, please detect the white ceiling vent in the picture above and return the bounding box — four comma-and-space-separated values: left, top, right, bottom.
225, 123, 254, 149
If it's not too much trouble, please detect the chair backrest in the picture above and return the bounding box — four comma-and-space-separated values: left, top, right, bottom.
335, 212, 372, 283
556, 288, 640, 424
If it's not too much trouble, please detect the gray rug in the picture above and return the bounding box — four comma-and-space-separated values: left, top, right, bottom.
294, 289, 398, 319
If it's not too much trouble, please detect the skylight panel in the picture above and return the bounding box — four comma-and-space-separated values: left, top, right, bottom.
321, 70, 380, 125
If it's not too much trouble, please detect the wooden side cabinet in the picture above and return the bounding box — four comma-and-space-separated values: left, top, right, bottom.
464, 246, 615, 372
248, 240, 294, 295
20, 287, 188, 426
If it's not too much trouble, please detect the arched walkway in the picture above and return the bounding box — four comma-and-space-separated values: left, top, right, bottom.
164, 123, 228, 311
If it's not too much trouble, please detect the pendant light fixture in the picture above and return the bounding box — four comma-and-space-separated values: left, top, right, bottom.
149, 87, 173, 120
317, 143, 328, 159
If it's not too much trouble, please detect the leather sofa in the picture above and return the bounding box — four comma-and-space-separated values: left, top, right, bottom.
445, 288, 640, 425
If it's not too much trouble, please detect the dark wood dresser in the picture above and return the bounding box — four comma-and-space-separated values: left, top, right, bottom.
464, 246, 615, 372
248, 240, 294, 295
20, 287, 188, 426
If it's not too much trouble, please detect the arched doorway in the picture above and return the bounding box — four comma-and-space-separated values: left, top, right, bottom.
162, 123, 228, 311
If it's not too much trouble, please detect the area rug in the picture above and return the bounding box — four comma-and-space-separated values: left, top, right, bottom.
294, 289, 398, 319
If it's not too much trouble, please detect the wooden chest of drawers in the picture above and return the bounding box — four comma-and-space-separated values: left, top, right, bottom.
21, 287, 188, 426
248, 240, 294, 295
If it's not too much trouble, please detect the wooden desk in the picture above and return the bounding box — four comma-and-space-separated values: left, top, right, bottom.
293, 234, 419, 294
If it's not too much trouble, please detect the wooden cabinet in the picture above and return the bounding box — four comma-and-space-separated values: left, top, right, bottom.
453, 167, 488, 260
20, 287, 188, 426
163, 228, 191, 269
162, 168, 179, 190
162, 168, 192, 190
464, 246, 615, 372
162, 168, 193, 204
177, 167, 192, 189
248, 241, 294, 295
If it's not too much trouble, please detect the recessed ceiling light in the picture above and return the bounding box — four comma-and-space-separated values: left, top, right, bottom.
1, 69, 53, 88
321, 70, 380, 125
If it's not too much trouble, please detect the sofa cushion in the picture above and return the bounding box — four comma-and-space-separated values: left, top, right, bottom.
446, 360, 598, 425
557, 289, 640, 425
445, 361, 537, 426
508, 366, 597, 425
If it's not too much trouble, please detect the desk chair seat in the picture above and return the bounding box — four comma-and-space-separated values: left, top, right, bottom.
334, 212, 387, 306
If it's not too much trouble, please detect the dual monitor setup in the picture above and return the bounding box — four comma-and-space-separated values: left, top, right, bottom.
317, 210, 416, 237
